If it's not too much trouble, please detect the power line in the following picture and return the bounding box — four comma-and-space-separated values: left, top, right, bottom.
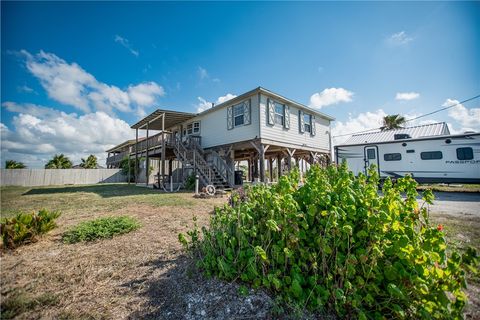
404, 94, 480, 122
332, 94, 480, 138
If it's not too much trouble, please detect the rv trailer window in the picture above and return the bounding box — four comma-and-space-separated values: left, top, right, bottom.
406, 150, 415, 153
367, 149, 376, 159
384, 153, 402, 161
421, 151, 443, 160
456, 147, 473, 160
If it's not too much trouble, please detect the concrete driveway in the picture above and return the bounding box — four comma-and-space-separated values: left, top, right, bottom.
422, 192, 480, 217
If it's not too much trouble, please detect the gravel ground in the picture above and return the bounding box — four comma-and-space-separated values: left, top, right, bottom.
427, 192, 480, 217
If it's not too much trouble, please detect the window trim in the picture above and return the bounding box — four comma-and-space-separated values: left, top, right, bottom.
420, 151, 443, 160
384, 153, 402, 161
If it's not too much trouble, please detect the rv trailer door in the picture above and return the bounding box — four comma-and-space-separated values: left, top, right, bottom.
364, 146, 380, 176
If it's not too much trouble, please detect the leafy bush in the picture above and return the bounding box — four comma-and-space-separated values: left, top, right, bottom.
63, 216, 140, 243
180, 163, 479, 319
1, 209, 61, 250
184, 173, 196, 191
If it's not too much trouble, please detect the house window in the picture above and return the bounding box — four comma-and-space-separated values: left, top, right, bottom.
274, 102, 284, 126
193, 122, 200, 133
384, 153, 402, 161
457, 147, 473, 160
233, 104, 244, 126
185, 122, 200, 135
303, 113, 312, 133
421, 151, 443, 160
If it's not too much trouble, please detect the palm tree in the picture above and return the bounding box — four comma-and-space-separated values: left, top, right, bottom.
5, 160, 26, 169
381, 114, 406, 131
45, 154, 73, 169
80, 154, 98, 169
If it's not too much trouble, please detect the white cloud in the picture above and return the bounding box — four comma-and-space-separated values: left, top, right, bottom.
1, 102, 133, 168
21, 50, 164, 115
196, 93, 237, 113
387, 31, 413, 46
114, 35, 139, 57
198, 66, 209, 80
309, 88, 354, 109
17, 85, 36, 94
332, 109, 387, 145
395, 92, 420, 101
444, 99, 480, 131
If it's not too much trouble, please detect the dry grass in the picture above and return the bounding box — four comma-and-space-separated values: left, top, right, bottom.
1, 184, 225, 319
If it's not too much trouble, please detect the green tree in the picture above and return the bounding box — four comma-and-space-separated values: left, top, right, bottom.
381, 114, 406, 131
5, 160, 26, 169
80, 154, 98, 169
45, 154, 73, 169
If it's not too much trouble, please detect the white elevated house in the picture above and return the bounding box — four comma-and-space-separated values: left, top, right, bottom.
335, 122, 480, 184
106, 87, 335, 189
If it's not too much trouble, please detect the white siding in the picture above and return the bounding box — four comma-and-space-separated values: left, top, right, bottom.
258, 93, 330, 151
188, 93, 261, 149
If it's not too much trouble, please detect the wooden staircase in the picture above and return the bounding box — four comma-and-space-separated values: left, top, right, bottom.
171, 137, 233, 190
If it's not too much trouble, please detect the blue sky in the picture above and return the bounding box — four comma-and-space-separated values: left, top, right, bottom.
1, 1, 479, 167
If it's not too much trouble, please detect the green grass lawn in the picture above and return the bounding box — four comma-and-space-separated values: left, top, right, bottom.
1, 184, 196, 218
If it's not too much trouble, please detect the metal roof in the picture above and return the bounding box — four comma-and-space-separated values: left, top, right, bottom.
105, 138, 146, 153
341, 122, 450, 145
130, 109, 196, 130
196, 87, 335, 121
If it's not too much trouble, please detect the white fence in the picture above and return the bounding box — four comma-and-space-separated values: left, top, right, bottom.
0, 169, 126, 187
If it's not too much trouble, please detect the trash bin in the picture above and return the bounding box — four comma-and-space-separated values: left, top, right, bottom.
234, 170, 243, 185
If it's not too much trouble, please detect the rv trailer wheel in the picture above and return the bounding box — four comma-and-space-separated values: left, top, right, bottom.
205, 185, 216, 195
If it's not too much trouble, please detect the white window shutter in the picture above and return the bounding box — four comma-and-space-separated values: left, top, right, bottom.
311, 115, 316, 136
299, 110, 305, 133
284, 105, 290, 129
227, 106, 233, 130
267, 99, 275, 125
244, 100, 251, 125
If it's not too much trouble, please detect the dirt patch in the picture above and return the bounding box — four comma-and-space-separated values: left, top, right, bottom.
1, 192, 227, 319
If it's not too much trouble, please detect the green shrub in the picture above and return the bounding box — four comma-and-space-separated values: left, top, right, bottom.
180, 163, 479, 319
184, 173, 196, 191
63, 216, 140, 243
1, 209, 61, 249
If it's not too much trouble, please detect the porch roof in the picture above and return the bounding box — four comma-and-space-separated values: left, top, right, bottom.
130, 109, 196, 130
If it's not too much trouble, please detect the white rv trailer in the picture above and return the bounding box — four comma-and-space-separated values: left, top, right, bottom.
335, 122, 480, 184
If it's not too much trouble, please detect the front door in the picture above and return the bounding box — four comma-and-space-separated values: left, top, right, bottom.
364, 146, 379, 175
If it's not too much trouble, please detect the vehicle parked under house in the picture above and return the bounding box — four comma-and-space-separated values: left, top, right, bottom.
106, 87, 335, 189
335, 122, 480, 184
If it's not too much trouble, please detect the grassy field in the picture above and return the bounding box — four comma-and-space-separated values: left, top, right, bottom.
1, 184, 479, 319
417, 183, 480, 193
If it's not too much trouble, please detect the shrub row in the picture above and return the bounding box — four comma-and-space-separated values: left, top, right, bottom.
180, 163, 478, 319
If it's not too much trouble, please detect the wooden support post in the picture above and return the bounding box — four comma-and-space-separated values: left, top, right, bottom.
277, 154, 282, 180
135, 128, 138, 184
146, 121, 149, 185
161, 113, 166, 181
169, 159, 173, 177
309, 151, 318, 165
259, 145, 265, 182
247, 158, 251, 182
285, 148, 296, 171
269, 157, 273, 182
